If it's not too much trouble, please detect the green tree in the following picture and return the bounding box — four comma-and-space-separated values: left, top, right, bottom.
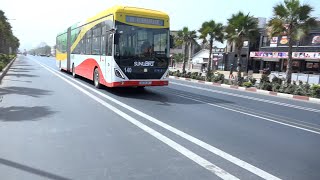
225, 12, 258, 79
0, 10, 19, 54
176, 27, 197, 73
268, 0, 317, 83
198, 20, 224, 75
172, 53, 184, 63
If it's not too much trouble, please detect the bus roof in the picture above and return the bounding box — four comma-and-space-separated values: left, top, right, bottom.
57, 5, 169, 36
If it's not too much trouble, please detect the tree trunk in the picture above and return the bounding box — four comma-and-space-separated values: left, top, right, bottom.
182, 42, 188, 74
237, 47, 242, 79
207, 39, 213, 73
188, 42, 192, 70
286, 35, 293, 84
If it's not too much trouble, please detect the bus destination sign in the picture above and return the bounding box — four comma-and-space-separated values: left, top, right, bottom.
126, 16, 164, 26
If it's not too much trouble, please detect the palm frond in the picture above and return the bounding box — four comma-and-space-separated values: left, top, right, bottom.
299, 4, 313, 20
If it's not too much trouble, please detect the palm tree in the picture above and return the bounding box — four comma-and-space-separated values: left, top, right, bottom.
176, 27, 197, 73
172, 53, 184, 63
198, 20, 224, 75
225, 12, 258, 79
268, 0, 317, 83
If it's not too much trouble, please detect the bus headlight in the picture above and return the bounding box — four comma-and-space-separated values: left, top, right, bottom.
115, 68, 125, 79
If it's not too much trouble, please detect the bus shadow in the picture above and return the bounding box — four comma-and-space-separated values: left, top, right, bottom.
70, 74, 233, 106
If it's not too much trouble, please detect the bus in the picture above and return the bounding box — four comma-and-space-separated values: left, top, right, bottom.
56, 6, 172, 88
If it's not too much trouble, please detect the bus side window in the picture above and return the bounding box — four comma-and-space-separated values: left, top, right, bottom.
85, 29, 92, 54
101, 25, 106, 56
107, 33, 113, 56
101, 36, 106, 55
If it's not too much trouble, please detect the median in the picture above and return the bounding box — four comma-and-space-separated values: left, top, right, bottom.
169, 70, 320, 103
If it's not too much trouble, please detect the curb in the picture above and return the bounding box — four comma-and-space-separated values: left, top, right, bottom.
0, 57, 16, 84
169, 76, 320, 104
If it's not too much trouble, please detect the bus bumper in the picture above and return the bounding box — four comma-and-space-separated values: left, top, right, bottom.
105, 80, 169, 87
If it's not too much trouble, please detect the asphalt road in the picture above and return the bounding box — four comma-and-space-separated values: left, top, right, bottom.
0, 55, 320, 180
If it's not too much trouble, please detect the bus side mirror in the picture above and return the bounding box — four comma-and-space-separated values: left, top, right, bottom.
170, 35, 174, 48
114, 33, 120, 45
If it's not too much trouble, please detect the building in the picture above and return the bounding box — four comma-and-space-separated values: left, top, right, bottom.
249, 21, 320, 74
191, 49, 225, 71
170, 30, 201, 67
224, 17, 265, 72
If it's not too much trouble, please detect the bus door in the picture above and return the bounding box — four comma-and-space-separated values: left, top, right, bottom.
104, 32, 113, 78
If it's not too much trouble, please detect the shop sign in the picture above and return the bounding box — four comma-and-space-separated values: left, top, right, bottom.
270, 37, 278, 47
250, 51, 320, 59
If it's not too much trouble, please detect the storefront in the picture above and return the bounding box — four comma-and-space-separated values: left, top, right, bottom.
250, 51, 320, 74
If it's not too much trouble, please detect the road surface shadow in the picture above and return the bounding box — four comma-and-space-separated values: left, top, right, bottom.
9, 67, 36, 71
1, 79, 32, 83
5, 73, 39, 78
9, 70, 32, 73
0, 158, 71, 180
0, 106, 56, 121
0, 86, 51, 98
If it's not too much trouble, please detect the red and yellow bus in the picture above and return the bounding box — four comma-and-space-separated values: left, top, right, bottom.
56, 6, 171, 88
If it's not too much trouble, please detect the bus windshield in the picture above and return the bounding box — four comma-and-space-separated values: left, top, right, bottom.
115, 24, 169, 59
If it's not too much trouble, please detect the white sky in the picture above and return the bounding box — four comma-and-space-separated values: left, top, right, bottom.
1, 0, 319, 50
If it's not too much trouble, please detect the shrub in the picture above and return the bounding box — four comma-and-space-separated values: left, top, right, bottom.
206, 73, 214, 82
173, 70, 181, 77
292, 81, 311, 96
260, 74, 270, 83
272, 76, 283, 85
242, 81, 253, 88
190, 72, 198, 79
249, 77, 257, 85
196, 76, 205, 81
185, 72, 191, 78
260, 82, 272, 91
272, 83, 281, 92
284, 83, 296, 94
311, 84, 320, 98
212, 73, 224, 83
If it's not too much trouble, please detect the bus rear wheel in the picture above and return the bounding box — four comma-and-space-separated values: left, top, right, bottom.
93, 68, 101, 89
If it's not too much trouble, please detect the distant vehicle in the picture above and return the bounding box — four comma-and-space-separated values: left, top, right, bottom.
40, 54, 46, 57
56, 5, 172, 88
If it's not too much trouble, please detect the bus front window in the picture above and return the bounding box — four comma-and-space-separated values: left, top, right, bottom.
115, 24, 169, 59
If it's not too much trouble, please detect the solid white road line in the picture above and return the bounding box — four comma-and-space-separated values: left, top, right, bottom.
32, 59, 239, 180
35, 60, 281, 180
170, 82, 320, 113
169, 91, 320, 135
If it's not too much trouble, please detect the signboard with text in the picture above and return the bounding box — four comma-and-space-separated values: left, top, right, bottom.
250, 51, 320, 59
270, 37, 278, 47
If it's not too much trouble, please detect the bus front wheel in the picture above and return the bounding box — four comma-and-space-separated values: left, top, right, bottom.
93, 68, 101, 89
